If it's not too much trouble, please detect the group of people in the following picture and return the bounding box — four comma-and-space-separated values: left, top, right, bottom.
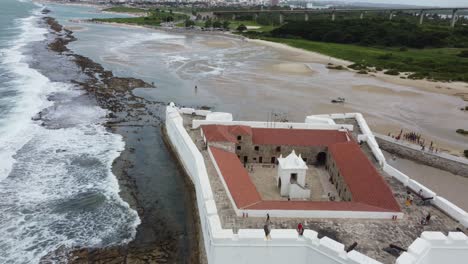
389, 130, 439, 153
263, 214, 305, 239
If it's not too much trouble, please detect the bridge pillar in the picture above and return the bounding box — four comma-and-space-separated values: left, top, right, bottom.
253, 13, 258, 22
232, 14, 236, 21
305, 13, 309, 22
360, 12, 364, 19
389, 12, 394, 20
331, 12, 336, 21
279, 13, 284, 24
451, 9, 458, 28
419, 10, 425, 25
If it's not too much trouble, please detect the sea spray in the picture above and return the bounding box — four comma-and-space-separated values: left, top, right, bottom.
0, 1, 140, 263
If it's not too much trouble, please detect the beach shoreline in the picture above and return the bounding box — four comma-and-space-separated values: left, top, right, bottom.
248, 38, 468, 101
36, 15, 202, 263
37, 1, 468, 102
76, 19, 466, 156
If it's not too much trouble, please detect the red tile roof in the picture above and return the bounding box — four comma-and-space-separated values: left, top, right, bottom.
205, 125, 400, 214
209, 147, 262, 209
202, 125, 350, 147
202, 125, 252, 143
329, 142, 400, 212
251, 128, 350, 146
229, 125, 252, 136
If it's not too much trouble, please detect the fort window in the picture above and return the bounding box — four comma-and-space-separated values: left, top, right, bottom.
254, 146, 259, 151
290, 173, 298, 183
259, 157, 263, 163
237, 135, 242, 140
276, 146, 281, 152
236, 145, 241, 150
271, 157, 276, 163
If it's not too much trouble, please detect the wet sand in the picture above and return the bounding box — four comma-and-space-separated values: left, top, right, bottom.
250, 38, 468, 99
195, 39, 468, 155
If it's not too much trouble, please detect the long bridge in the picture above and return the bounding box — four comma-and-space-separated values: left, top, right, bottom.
212, 7, 468, 27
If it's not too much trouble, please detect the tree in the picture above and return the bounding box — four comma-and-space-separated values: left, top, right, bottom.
213, 20, 222, 28
223, 21, 230, 30
237, 24, 247, 32
204, 19, 212, 28
166, 16, 174, 22
458, 50, 468, 58
185, 19, 195, 28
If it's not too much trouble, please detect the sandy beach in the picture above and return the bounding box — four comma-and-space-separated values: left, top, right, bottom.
72, 20, 467, 155
249, 38, 468, 100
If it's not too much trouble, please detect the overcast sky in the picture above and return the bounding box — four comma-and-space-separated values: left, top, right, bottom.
321, 0, 468, 7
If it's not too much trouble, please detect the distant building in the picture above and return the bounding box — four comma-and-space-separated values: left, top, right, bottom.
270, 0, 279, 7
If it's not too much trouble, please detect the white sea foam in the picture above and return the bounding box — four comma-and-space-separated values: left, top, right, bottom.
0, 5, 140, 264
0, 13, 53, 181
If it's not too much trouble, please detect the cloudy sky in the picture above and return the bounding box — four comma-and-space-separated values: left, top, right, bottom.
322, 0, 467, 7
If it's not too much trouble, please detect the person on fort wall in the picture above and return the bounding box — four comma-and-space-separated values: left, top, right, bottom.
264, 213, 271, 240
405, 191, 414, 206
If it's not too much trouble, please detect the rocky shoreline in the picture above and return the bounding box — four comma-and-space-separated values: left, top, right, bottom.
37, 15, 202, 263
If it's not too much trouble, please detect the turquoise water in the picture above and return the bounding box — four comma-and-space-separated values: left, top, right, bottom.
0, 1, 140, 263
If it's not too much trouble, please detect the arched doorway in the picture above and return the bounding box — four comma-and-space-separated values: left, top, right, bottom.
316, 152, 327, 166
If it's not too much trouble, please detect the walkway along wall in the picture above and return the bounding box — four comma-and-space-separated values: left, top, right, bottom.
375, 134, 468, 178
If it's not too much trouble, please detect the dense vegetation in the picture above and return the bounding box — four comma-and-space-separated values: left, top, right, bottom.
92, 9, 187, 26
271, 19, 468, 49
102, 7, 147, 13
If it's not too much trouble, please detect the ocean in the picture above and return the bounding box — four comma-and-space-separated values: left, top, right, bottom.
0, 1, 140, 263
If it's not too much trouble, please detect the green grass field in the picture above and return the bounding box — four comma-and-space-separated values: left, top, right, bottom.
93, 10, 187, 27
102, 7, 147, 13
259, 37, 468, 82
227, 20, 278, 32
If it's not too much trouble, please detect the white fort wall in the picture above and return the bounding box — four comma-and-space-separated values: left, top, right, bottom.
306, 113, 468, 230
166, 104, 468, 264
397, 232, 468, 264
166, 104, 383, 264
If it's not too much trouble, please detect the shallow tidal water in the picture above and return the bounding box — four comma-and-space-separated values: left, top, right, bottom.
0, 2, 139, 263
55, 15, 468, 153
